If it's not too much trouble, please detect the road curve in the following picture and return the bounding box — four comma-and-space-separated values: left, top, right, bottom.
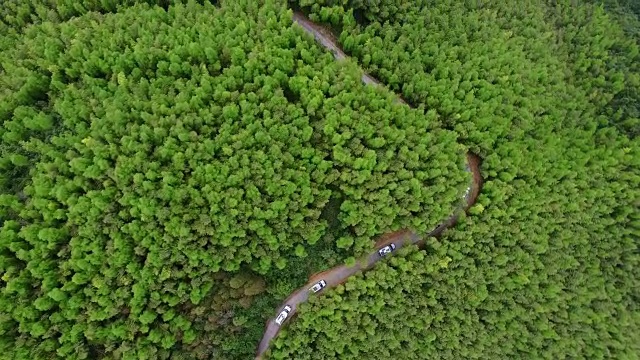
255, 12, 484, 359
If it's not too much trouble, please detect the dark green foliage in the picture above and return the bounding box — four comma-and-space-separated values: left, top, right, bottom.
544, 1, 640, 138
596, 0, 640, 19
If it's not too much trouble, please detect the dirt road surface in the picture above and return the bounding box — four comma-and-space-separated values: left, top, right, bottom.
291, 12, 393, 90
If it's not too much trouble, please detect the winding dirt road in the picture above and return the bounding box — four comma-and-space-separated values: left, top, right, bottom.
254, 12, 483, 359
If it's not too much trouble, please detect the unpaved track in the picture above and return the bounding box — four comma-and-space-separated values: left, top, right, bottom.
291, 12, 394, 91
255, 12, 483, 359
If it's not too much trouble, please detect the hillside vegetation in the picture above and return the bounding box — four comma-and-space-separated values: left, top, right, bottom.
1, 0, 639, 359
265, 0, 640, 359
0, 1, 469, 359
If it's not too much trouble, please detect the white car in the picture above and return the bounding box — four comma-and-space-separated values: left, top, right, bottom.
462, 185, 472, 200
309, 280, 327, 293
462, 163, 472, 199
275, 305, 292, 325
378, 243, 396, 257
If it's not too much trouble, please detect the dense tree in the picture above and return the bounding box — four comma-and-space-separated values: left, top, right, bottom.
270, 0, 640, 358
2, 0, 637, 359
266, 245, 459, 360
0, 1, 465, 359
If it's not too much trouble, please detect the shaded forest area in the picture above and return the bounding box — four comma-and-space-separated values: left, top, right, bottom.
0, 0, 638, 360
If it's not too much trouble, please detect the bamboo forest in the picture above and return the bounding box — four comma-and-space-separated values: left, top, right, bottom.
0, 1, 638, 360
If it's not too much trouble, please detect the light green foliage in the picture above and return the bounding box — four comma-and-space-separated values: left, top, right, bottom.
0, 0, 464, 359
271, 0, 640, 358
310, 61, 468, 251
267, 245, 455, 359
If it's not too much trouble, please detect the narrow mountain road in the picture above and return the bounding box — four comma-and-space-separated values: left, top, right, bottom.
254, 12, 484, 359
291, 12, 392, 90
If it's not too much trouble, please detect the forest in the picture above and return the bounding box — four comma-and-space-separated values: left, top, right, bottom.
267, 0, 640, 359
0, 0, 468, 358
1, 0, 639, 359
